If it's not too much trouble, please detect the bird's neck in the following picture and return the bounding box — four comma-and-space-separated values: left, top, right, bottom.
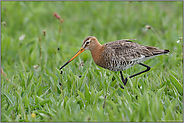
90, 43, 103, 65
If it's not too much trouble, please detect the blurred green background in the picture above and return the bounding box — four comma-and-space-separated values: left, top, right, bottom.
1, 1, 183, 122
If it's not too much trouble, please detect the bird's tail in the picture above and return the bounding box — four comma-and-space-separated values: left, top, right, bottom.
145, 46, 170, 56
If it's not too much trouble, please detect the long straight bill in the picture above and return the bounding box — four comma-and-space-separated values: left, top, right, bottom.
60, 47, 85, 70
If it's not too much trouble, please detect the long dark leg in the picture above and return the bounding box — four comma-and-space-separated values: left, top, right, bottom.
129, 63, 151, 78
119, 71, 127, 89
119, 63, 151, 89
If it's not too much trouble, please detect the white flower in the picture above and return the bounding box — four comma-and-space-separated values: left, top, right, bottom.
19, 34, 25, 41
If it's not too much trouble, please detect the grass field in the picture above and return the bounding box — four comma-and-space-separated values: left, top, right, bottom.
1, 1, 183, 122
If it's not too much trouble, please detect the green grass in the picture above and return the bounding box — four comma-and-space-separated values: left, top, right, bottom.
1, 1, 183, 122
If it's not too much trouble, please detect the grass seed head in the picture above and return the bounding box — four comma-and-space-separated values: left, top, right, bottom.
43, 30, 46, 36
80, 61, 84, 66
33, 65, 39, 69
60, 20, 64, 23
179, 37, 183, 40
53, 12, 61, 20
145, 25, 152, 29
2, 21, 7, 26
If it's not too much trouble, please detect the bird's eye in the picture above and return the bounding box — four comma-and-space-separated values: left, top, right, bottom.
86, 41, 90, 45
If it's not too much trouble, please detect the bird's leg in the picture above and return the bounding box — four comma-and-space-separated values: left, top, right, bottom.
128, 63, 151, 79
119, 63, 151, 89
119, 71, 128, 89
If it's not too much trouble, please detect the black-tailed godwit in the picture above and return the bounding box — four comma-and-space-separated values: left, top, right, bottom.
60, 36, 170, 89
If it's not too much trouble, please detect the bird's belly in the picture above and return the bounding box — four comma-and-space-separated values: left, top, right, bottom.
108, 61, 137, 71
97, 58, 139, 71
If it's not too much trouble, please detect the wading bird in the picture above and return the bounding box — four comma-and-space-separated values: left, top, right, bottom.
60, 36, 170, 89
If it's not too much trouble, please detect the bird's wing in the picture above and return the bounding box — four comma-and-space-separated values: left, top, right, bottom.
104, 40, 154, 61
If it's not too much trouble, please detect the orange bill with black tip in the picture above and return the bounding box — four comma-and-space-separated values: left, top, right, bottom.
60, 47, 85, 70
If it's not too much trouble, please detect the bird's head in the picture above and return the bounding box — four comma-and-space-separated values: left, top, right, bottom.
81, 36, 99, 51
59, 36, 100, 70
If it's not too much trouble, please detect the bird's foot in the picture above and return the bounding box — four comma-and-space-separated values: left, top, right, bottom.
120, 84, 124, 89
120, 77, 128, 89
123, 77, 128, 85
